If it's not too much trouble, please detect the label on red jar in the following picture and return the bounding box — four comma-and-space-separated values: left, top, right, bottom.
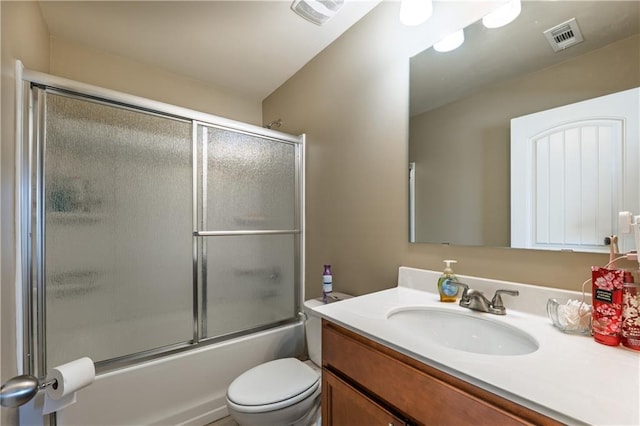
592, 267, 623, 346
595, 288, 614, 303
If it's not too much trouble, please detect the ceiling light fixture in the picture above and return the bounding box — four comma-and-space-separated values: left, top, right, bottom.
399, 0, 433, 27
433, 29, 465, 53
291, 0, 344, 26
482, 0, 522, 29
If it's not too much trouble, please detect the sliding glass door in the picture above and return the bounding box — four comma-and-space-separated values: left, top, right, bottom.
38, 89, 194, 368
25, 82, 303, 375
196, 124, 301, 339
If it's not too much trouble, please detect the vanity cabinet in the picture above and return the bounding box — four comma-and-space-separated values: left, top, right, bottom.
321, 320, 562, 426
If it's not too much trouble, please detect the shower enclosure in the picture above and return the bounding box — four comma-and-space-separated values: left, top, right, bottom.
19, 70, 304, 416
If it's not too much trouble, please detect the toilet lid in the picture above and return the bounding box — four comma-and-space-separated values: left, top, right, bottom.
227, 358, 320, 408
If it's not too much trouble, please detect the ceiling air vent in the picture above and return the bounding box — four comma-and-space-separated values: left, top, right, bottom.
543, 18, 584, 52
291, 0, 344, 26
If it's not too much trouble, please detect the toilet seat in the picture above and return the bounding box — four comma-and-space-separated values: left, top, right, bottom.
226, 358, 320, 414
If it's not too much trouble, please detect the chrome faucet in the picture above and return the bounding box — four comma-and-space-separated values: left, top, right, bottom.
448, 281, 519, 315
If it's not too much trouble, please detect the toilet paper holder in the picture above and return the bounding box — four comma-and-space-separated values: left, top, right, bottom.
0, 374, 57, 408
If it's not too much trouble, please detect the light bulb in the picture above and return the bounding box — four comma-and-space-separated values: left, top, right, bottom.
482, 0, 522, 29
399, 0, 433, 27
433, 29, 464, 53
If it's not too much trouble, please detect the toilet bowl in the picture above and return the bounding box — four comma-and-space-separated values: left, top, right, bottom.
225, 293, 351, 426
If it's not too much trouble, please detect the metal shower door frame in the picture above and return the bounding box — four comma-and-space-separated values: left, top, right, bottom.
19, 69, 305, 380
193, 121, 304, 341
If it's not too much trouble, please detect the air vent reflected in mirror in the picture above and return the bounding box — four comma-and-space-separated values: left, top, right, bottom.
544, 18, 584, 52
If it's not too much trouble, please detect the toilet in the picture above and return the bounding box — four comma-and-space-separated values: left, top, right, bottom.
225, 293, 351, 426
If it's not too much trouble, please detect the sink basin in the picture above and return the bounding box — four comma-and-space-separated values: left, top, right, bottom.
387, 307, 538, 356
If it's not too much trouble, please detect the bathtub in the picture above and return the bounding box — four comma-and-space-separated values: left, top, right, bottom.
20, 323, 303, 425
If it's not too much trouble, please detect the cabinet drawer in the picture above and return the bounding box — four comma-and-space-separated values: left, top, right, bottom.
323, 369, 407, 426
322, 320, 560, 426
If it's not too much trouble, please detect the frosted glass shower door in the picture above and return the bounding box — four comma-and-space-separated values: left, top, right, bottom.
197, 124, 301, 339
39, 90, 193, 367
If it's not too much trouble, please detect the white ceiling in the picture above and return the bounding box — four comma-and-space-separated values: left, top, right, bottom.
38, 0, 381, 101
42, 0, 635, 114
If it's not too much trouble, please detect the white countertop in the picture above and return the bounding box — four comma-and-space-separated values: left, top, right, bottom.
315, 266, 640, 426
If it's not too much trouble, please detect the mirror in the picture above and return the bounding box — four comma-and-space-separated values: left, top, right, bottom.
408, 1, 640, 251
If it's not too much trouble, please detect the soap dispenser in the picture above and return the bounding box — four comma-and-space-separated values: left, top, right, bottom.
438, 259, 459, 302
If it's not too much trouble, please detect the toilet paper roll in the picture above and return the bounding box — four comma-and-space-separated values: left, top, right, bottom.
42, 357, 95, 415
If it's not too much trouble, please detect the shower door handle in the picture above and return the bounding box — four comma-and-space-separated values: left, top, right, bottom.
194, 229, 300, 237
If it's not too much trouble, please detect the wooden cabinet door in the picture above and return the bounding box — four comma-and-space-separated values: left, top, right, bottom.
323, 369, 406, 426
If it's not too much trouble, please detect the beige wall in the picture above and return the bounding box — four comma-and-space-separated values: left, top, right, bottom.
410, 34, 640, 246
1, 2, 50, 424
50, 37, 262, 126
264, 2, 618, 300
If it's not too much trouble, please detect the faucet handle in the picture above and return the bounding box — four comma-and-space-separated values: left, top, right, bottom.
448, 281, 470, 300
490, 289, 519, 315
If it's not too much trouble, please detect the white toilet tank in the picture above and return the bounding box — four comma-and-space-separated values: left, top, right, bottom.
303, 292, 352, 366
